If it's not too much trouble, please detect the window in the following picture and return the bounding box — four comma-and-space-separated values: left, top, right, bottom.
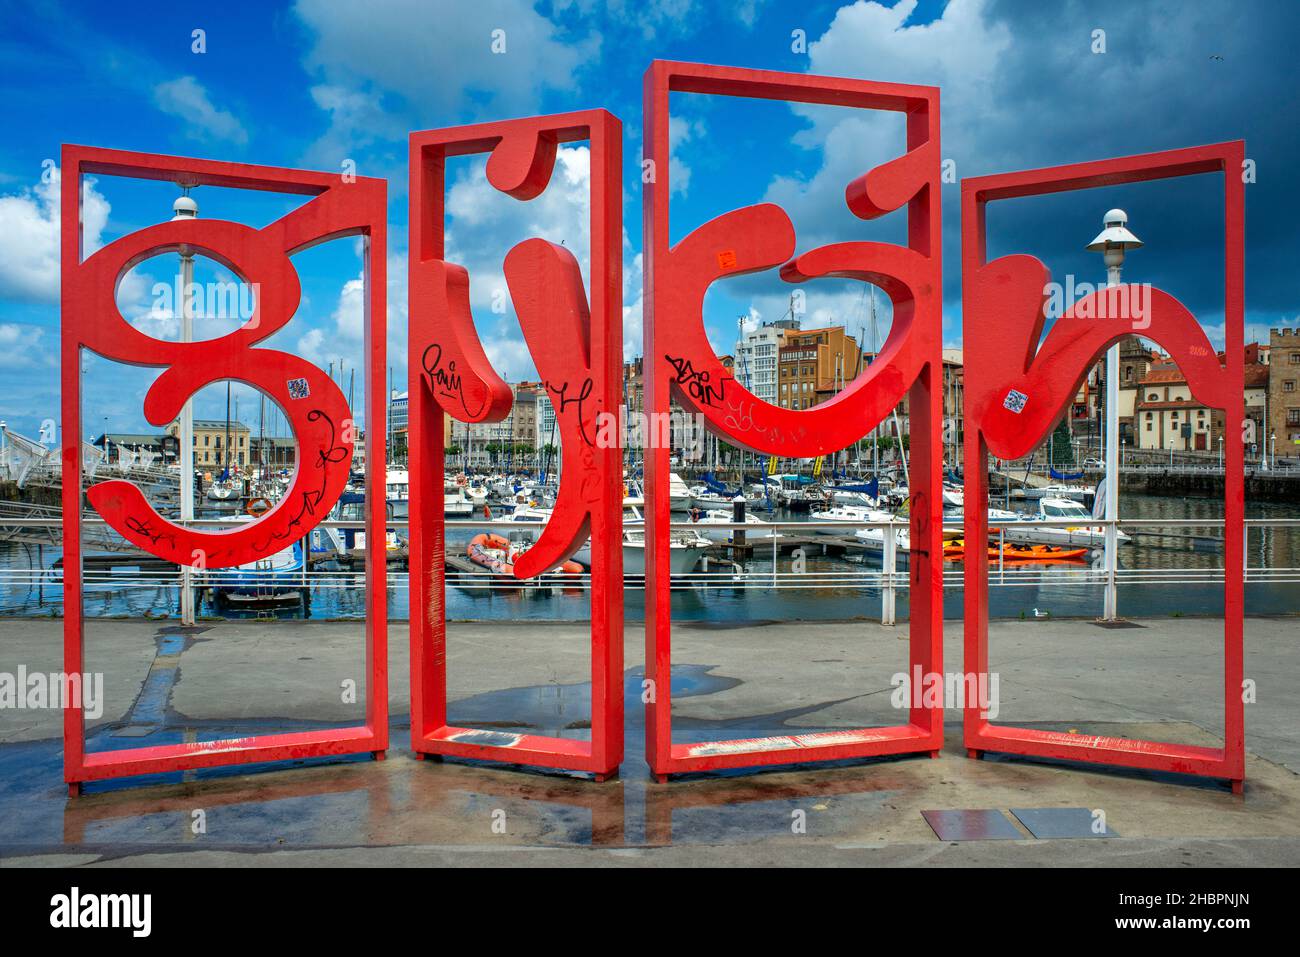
1291, 353, 1300, 364
1146, 421, 1152, 431
1148, 393, 1158, 401
1286, 380, 1296, 392
1288, 408, 1300, 426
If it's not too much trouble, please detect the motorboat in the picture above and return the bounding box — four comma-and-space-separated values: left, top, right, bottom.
386, 468, 410, 519
773, 475, 826, 512
745, 481, 780, 511
853, 523, 911, 554
811, 504, 895, 535
829, 486, 877, 508
685, 508, 782, 544
465, 481, 489, 508
444, 487, 475, 517
1001, 496, 1127, 548
1019, 484, 1092, 502
203, 515, 304, 607
316, 492, 403, 565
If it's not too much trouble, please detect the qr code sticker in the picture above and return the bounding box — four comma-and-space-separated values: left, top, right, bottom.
1003, 389, 1028, 414
287, 377, 311, 400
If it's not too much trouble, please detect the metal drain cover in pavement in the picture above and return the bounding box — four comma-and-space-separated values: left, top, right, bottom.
1010, 807, 1119, 838
922, 809, 1022, 841
1089, 619, 1146, 629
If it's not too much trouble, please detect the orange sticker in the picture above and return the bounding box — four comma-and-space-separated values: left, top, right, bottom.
716, 249, 737, 269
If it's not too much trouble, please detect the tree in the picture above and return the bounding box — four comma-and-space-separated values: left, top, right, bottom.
1049, 418, 1075, 465
444, 445, 461, 457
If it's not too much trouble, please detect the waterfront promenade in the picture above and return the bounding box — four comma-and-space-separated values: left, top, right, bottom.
1, 616, 1298, 866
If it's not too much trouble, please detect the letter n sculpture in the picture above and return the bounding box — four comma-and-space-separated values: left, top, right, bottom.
961, 142, 1246, 791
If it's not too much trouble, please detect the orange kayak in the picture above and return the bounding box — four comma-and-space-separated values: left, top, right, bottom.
943, 539, 1089, 562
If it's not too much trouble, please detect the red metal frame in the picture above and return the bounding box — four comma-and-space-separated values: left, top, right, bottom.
642, 60, 945, 779
61, 146, 389, 792
960, 142, 1246, 791
407, 111, 624, 778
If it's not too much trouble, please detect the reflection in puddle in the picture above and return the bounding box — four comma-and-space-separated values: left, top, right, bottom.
0, 661, 923, 851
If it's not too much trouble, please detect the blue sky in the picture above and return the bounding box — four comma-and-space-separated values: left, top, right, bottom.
0, 0, 1296, 441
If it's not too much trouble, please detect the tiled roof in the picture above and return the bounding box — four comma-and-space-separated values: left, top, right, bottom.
1138, 399, 1208, 411
1139, 364, 1185, 385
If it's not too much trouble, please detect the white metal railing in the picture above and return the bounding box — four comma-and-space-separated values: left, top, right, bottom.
1, 515, 1297, 624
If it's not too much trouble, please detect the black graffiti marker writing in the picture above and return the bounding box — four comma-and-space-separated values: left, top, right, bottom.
125, 515, 177, 551
252, 409, 348, 553
547, 377, 595, 447
665, 354, 726, 407
423, 343, 485, 419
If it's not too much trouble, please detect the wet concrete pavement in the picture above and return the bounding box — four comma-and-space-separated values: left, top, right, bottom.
1, 616, 1298, 866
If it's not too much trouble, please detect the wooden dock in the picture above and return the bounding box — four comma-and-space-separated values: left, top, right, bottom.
705, 533, 869, 559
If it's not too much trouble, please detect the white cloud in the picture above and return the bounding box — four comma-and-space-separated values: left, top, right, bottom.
668, 115, 706, 197
293, 0, 598, 161
552, 0, 704, 39
0, 167, 110, 303
621, 246, 644, 362
0, 322, 51, 369
758, 0, 1011, 248
296, 249, 411, 400
153, 76, 249, 145
438, 145, 604, 379
302, 84, 408, 169
733, 0, 765, 28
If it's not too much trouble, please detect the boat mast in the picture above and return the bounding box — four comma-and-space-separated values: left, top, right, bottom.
223, 381, 231, 479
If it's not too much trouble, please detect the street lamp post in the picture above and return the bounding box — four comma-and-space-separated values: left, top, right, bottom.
173, 188, 198, 625
1087, 209, 1143, 621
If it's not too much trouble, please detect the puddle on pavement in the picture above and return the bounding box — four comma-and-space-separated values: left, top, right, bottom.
0, 640, 923, 851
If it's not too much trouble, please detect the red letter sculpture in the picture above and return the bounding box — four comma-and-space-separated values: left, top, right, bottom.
61, 146, 389, 791
408, 111, 624, 779
961, 142, 1246, 791
642, 61, 945, 778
